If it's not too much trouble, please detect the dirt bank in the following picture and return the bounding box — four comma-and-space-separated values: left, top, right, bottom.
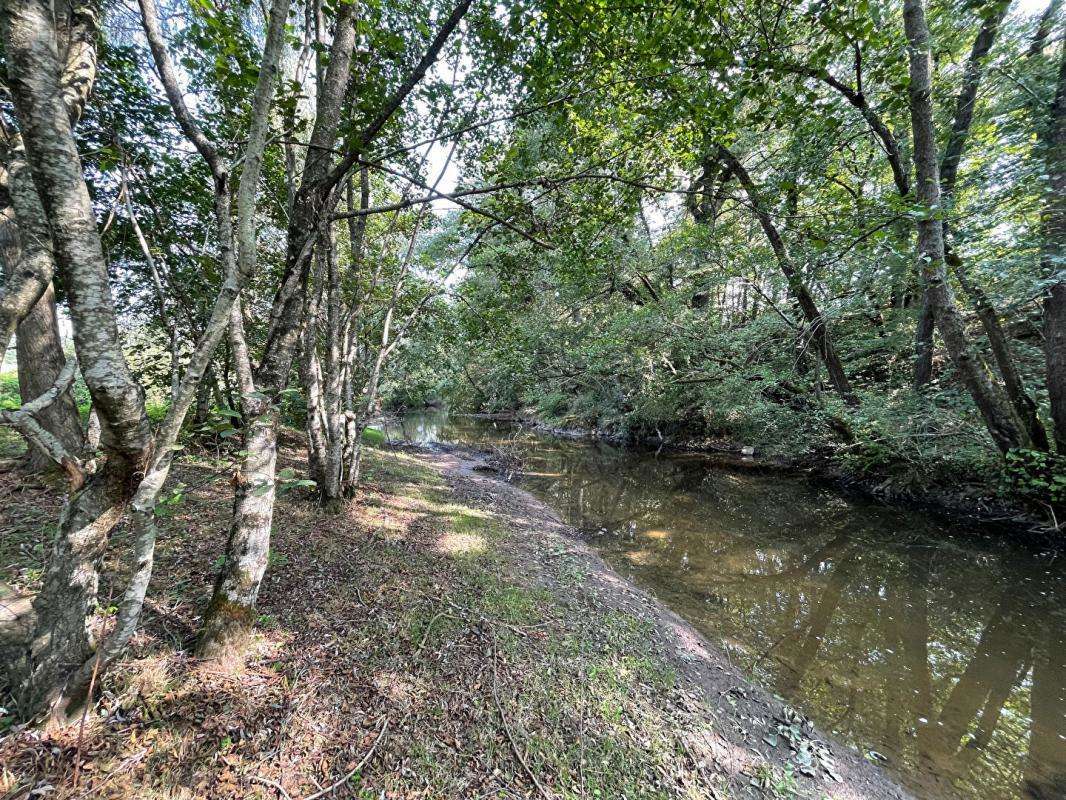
1, 441, 911, 799
434, 445, 913, 800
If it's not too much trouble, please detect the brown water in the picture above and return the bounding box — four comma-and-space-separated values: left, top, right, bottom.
386, 411, 1066, 800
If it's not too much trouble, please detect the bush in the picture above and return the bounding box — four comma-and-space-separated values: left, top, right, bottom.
1004, 449, 1066, 509
533, 390, 570, 420
0, 372, 19, 411
362, 427, 385, 446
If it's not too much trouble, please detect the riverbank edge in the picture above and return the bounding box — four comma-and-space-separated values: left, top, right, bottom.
457, 410, 1059, 537
424, 442, 916, 800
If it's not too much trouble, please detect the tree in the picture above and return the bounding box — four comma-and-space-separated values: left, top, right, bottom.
2, 0, 154, 719
902, 0, 1024, 454
3, 0, 289, 719
717, 144, 858, 406
0, 0, 94, 471
196, 0, 474, 655
1042, 18, 1066, 454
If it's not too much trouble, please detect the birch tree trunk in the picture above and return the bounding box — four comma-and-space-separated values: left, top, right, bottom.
0, 155, 83, 467
15, 284, 85, 469
903, 0, 1025, 454
197, 2, 357, 655
301, 245, 331, 490
198, 0, 473, 652
2, 0, 154, 720
0, 0, 96, 470
135, 0, 293, 661
322, 232, 347, 503
53, 0, 295, 710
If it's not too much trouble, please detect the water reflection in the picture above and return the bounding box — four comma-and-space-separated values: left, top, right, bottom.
385, 411, 1066, 800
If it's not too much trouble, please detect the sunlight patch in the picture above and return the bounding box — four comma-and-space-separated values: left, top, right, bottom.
625, 549, 656, 565
435, 531, 486, 556
372, 670, 424, 710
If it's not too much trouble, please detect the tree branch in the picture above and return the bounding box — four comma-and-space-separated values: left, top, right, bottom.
0, 355, 84, 485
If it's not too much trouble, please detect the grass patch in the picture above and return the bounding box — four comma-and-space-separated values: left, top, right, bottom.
361, 426, 386, 446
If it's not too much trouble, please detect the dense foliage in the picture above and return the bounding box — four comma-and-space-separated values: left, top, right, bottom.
389, 0, 1066, 508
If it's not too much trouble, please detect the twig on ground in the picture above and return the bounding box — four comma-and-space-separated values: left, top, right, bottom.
440, 596, 551, 636
490, 632, 553, 800
415, 610, 450, 652
250, 774, 294, 800
301, 715, 389, 800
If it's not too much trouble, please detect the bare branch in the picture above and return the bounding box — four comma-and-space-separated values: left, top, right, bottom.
0, 355, 84, 485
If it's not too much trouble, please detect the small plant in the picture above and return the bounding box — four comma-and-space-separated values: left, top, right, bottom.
1004, 448, 1066, 508
154, 483, 187, 517
268, 549, 289, 567
748, 762, 800, 798
275, 467, 317, 495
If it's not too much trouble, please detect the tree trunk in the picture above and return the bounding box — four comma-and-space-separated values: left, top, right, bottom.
197, 0, 471, 652
903, 0, 1025, 453
136, 0, 291, 664
194, 365, 214, 425
0, 157, 82, 468
2, 0, 153, 721
1049, 283, 1066, 454
950, 256, 1049, 450
0, 0, 95, 468
65, 0, 292, 700
718, 145, 859, 406
322, 231, 346, 504
16, 285, 84, 469
300, 247, 330, 490
934, 0, 1049, 448
196, 407, 277, 656
1028, 0, 1061, 58
915, 1, 1008, 388
1042, 28, 1066, 454
197, 0, 360, 651
913, 296, 936, 387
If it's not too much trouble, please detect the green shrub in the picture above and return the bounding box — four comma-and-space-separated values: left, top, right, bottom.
362, 427, 385, 446
0, 372, 19, 411
1004, 449, 1066, 509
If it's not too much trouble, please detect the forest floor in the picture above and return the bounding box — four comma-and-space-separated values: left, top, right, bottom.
1, 436, 911, 800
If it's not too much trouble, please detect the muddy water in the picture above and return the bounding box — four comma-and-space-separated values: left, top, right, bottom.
385, 411, 1066, 800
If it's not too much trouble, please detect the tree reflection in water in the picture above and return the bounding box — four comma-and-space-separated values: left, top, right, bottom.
391, 412, 1066, 800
